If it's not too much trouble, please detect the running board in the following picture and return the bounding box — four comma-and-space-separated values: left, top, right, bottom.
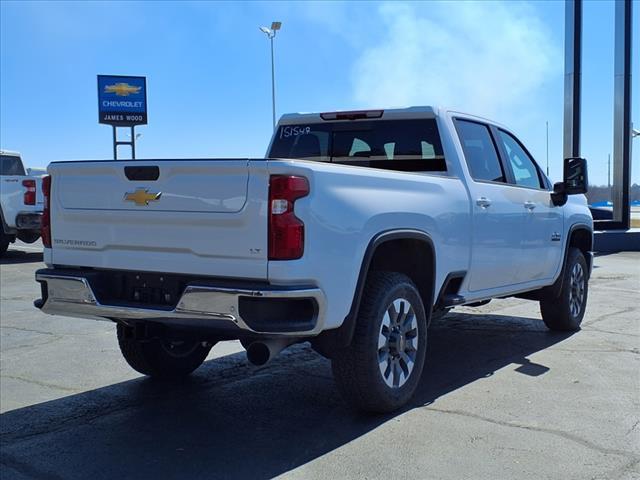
442, 294, 466, 307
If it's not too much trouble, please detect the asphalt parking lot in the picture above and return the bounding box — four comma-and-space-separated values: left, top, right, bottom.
1, 241, 638, 480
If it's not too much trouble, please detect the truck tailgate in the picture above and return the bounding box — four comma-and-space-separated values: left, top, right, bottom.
47, 159, 269, 279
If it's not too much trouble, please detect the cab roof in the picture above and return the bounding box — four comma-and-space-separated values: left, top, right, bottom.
0, 150, 21, 157
278, 106, 505, 129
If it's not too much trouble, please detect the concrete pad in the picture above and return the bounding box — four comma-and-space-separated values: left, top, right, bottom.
1, 241, 638, 479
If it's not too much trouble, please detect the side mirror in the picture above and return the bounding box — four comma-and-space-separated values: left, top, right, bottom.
551, 182, 567, 206
550, 157, 588, 206
564, 157, 588, 195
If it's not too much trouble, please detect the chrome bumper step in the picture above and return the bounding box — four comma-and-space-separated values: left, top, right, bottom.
35, 272, 325, 336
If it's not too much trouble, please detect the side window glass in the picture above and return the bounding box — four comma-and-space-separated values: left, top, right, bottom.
349, 138, 371, 157
381, 141, 437, 161
455, 120, 505, 183
497, 130, 542, 189
421, 141, 436, 159
383, 142, 396, 159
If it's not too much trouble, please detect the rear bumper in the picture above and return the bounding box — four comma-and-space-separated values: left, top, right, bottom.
35, 269, 325, 337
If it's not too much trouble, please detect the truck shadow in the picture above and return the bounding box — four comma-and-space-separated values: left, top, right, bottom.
0, 249, 43, 265
0, 312, 572, 480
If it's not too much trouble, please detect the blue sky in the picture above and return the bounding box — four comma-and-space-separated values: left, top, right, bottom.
1, 0, 638, 185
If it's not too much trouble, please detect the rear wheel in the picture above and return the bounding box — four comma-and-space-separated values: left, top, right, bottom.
331, 272, 428, 413
17, 230, 40, 244
540, 248, 589, 331
0, 232, 12, 257
116, 324, 213, 379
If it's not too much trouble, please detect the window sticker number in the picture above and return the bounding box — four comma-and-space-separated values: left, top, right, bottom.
280, 126, 312, 138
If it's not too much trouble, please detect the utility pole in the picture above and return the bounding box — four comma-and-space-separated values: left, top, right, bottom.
259, 22, 282, 131
546, 121, 549, 176
608, 153, 611, 189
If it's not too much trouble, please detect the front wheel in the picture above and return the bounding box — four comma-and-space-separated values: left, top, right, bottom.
17, 230, 40, 244
116, 324, 213, 379
540, 248, 589, 331
331, 272, 428, 413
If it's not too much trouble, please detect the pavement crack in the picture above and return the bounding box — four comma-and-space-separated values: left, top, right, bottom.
0, 335, 64, 352
1, 374, 80, 393
581, 326, 640, 338
593, 286, 640, 295
0, 325, 60, 336
627, 420, 640, 436
617, 458, 640, 480
551, 347, 640, 355
582, 307, 637, 329
592, 458, 640, 480
422, 406, 640, 460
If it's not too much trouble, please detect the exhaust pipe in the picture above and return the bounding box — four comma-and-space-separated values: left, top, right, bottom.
246, 338, 296, 366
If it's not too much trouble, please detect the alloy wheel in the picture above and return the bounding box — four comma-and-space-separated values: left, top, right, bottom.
377, 298, 419, 388
569, 263, 585, 318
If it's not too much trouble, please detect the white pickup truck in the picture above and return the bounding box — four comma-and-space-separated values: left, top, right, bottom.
34, 107, 592, 412
1, 150, 44, 255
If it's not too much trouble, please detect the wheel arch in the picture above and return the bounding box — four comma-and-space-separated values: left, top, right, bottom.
312, 229, 436, 354
1, 205, 17, 237
567, 224, 593, 275
517, 223, 593, 301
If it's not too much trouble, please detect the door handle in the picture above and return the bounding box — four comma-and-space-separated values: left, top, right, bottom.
524, 201, 536, 210
476, 197, 492, 208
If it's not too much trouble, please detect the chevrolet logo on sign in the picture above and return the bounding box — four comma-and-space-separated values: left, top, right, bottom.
105, 83, 142, 97
124, 188, 162, 206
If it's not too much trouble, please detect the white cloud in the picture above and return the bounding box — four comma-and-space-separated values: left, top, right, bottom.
351, 1, 561, 123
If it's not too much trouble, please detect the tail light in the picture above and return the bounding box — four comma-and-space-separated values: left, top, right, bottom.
268, 175, 309, 260
22, 179, 36, 205
41, 175, 51, 248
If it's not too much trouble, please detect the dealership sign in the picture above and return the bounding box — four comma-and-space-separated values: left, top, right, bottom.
97, 75, 147, 126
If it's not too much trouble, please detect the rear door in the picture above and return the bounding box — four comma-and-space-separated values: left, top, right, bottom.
48, 159, 269, 280
454, 119, 525, 291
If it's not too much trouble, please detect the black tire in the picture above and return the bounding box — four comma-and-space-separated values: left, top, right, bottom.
331, 272, 428, 413
540, 248, 589, 331
0, 232, 12, 257
430, 307, 451, 322
116, 324, 212, 379
17, 230, 40, 244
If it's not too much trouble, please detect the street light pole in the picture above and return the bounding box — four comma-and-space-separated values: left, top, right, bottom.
270, 35, 275, 130
260, 21, 282, 131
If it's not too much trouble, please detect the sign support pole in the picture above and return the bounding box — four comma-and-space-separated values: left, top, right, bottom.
112, 125, 136, 160
112, 126, 118, 160
131, 126, 136, 159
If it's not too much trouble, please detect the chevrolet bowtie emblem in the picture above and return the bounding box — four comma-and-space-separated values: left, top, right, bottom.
124, 188, 162, 206
104, 82, 141, 97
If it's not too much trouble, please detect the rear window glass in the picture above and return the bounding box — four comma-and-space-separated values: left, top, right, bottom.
269, 119, 446, 173
0, 155, 26, 176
